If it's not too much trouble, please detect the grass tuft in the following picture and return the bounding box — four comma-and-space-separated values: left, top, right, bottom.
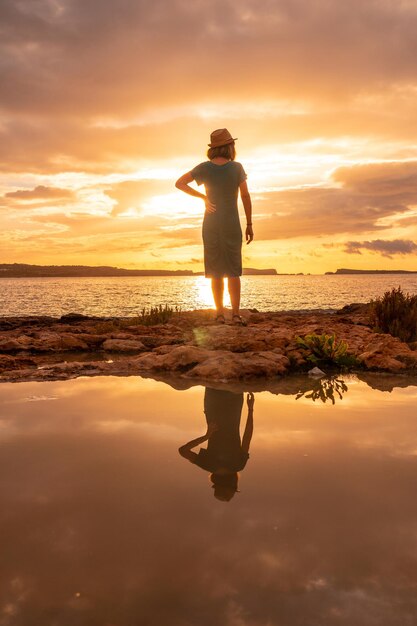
93, 305, 180, 333
137, 304, 180, 326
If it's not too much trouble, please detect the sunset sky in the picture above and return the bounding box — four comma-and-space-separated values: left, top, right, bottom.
1, 0, 417, 274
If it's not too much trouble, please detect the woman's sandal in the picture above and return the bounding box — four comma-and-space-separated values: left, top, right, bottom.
214, 314, 226, 324
232, 314, 247, 326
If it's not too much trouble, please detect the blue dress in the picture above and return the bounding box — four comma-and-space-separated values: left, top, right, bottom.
191, 160, 247, 278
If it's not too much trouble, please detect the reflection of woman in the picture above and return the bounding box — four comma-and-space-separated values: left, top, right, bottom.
175, 128, 253, 325
179, 388, 254, 501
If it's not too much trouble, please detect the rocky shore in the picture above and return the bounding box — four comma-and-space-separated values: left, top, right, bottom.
1, 304, 417, 384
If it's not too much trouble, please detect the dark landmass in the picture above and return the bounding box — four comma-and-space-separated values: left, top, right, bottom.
242, 268, 278, 275
1, 305, 417, 384
326, 268, 417, 275
0, 263, 277, 277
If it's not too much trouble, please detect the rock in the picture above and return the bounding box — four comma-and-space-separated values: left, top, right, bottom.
308, 367, 326, 377
77, 333, 108, 347
134, 345, 210, 371
102, 339, 146, 352
395, 353, 417, 369
285, 348, 307, 367
59, 335, 90, 350
1, 308, 417, 382
0, 338, 28, 352
60, 313, 93, 322
192, 324, 290, 352
32, 332, 63, 351
186, 351, 290, 380
336, 303, 370, 315
108, 332, 139, 340
357, 352, 406, 371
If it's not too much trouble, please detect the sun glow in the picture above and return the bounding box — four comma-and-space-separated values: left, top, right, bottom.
141, 192, 205, 219
196, 276, 231, 309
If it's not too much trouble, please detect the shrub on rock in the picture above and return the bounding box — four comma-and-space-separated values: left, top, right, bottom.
370, 287, 417, 343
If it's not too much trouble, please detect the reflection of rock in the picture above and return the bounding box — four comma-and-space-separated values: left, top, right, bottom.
0, 309, 417, 384
357, 372, 417, 392
0, 354, 36, 370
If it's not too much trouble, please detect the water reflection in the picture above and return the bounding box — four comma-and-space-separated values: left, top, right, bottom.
179, 388, 254, 501
1, 376, 417, 625
296, 376, 349, 404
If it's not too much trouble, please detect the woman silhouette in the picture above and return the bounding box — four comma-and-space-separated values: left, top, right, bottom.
175, 128, 253, 325
179, 389, 254, 501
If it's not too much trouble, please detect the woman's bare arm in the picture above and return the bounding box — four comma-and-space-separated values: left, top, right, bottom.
178, 422, 218, 463
178, 433, 209, 462
175, 172, 216, 214
242, 392, 254, 454
239, 181, 253, 244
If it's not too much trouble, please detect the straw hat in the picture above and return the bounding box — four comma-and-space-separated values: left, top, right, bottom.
208, 128, 238, 148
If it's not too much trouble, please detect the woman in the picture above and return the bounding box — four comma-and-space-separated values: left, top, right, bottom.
175, 128, 253, 325
179, 389, 254, 502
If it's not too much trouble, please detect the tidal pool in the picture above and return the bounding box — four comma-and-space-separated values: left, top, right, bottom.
0, 374, 417, 626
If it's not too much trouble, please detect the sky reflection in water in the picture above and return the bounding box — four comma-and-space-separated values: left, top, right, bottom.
0, 375, 417, 625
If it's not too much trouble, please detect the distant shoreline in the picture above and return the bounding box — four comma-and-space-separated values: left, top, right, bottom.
0, 263, 279, 277
1, 264, 417, 278
326, 268, 417, 275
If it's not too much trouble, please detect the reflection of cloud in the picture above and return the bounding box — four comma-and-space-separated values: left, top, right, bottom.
344, 239, 417, 257
1, 378, 417, 624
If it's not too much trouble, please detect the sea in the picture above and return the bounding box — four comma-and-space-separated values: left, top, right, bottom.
1, 274, 417, 317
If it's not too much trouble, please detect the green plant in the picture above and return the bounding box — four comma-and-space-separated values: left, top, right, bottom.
296, 333, 357, 367
370, 286, 417, 343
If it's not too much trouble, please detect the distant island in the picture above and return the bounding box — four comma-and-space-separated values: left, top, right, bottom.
0, 263, 278, 277
326, 268, 417, 275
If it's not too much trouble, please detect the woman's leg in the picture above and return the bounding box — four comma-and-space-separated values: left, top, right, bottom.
211, 278, 224, 314
228, 277, 241, 316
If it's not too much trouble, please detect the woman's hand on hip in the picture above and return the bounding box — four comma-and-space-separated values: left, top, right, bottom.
246, 225, 254, 244
204, 198, 216, 214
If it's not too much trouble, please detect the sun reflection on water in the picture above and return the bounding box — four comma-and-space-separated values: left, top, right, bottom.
195, 276, 231, 309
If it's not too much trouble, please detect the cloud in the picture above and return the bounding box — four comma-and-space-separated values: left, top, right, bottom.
1, 0, 417, 118
253, 160, 417, 240
333, 160, 417, 195
1, 1, 417, 269
0, 185, 76, 211
343, 239, 417, 258
0, 0, 416, 174
105, 179, 175, 216
5, 185, 74, 200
